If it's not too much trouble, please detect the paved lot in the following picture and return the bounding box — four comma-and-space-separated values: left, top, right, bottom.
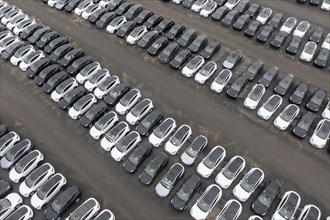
1, 0, 329, 219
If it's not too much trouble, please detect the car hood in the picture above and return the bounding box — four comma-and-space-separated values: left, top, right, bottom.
181, 152, 195, 165
123, 160, 137, 173
171, 195, 186, 211
139, 171, 153, 185
252, 199, 268, 216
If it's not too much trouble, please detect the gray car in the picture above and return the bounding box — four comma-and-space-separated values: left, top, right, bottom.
1, 139, 33, 169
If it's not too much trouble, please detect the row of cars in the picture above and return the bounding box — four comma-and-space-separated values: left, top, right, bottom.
296, 0, 330, 11
169, 0, 330, 68
0, 124, 115, 220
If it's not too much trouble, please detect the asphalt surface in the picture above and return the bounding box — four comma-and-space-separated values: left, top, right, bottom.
0, 0, 329, 219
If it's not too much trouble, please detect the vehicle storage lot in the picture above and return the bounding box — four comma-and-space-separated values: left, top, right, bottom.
1, 0, 329, 219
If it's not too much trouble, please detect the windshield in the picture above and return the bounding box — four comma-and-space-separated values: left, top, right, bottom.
279, 206, 293, 219
48, 75, 59, 87
141, 118, 152, 129
160, 177, 173, 189
231, 81, 242, 91
131, 106, 141, 117
227, 51, 239, 62
154, 127, 164, 138
187, 58, 200, 69
176, 189, 189, 202
0, 199, 10, 212
222, 168, 234, 179
203, 157, 215, 169
63, 90, 76, 103
99, 79, 111, 91
145, 163, 156, 176
316, 124, 329, 139
240, 180, 253, 192
264, 99, 276, 111
51, 200, 62, 213
197, 199, 210, 212
170, 136, 181, 146
128, 153, 140, 165
249, 88, 261, 101
56, 46, 67, 55
105, 131, 116, 142
186, 146, 198, 157
25, 175, 35, 187
215, 73, 228, 84
15, 160, 25, 173
108, 88, 119, 99
305, 44, 315, 54
258, 192, 272, 208
199, 65, 212, 76
293, 86, 305, 98
5, 150, 16, 161
119, 94, 131, 106
89, 73, 101, 84
280, 108, 295, 122
36, 188, 47, 199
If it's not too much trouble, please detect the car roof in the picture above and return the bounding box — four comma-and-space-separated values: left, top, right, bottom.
285, 192, 300, 210
10, 139, 31, 153
303, 206, 320, 219
96, 111, 116, 125
121, 89, 139, 102
227, 156, 244, 172
284, 104, 299, 115
0, 132, 16, 146
165, 163, 184, 181
245, 168, 263, 184
5, 206, 29, 220
208, 147, 224, 162
132, 99, 151, 112
95, 210, 113, 220
203, 185, 221, 204
88, 102, 107, 113
39, 174, 63, 192
173, 125, 190, 138
222, 200, 241, 219
189, 135, 207, 151
73, 198, 98, 216
55, 185, 79, 205
28, 163, 52, 182
157, 118, 175, 133
15, 150, 39, 168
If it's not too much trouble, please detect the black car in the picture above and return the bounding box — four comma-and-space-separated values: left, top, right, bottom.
134, 9, 153, 25
306, 89, 327, 112
96, 12, 116, 29
123, 142, 152, 173
20, 23, 42, 39
139, 152, 169, 185
226, 75, 248, 99
244, 20, 261, 37
256, 25, 274, 43
274, 74, 294, 96
44, 185, 81, 220
34, 64, 61, 86
200, 41, 221, 60
0, 124, 7, 138
58, 86, 86, 110
143, 14, 163, 30
221, 9, 240, 27
268, 12, 283, 29
49, 43, 73, 62
123, 4, 143, 20
271, 31, 288, 48
166, 24, 185, 40
243, 60, 264, 81
246, 3, 261, 17
170, 175, 200, 211
80, 102, 107, 128
36, 31, 60, 49
292, 111, 315, 138
233, 14, 250, 31
309, 26, 324, 43
28, 26, 51, 44
182, 0, 197, 8
314, 48, 329, 68
89, 8, 108, 23
159, 42, 179, 64
170, 49, 192, 69
235, 0, 250, 13
66, 56, 93, 75
0, 180, 10, 197
286, 36, 302, 54
211, 6, 228, 21
252, 179, 281, 216
147, 36, 168, 55
114, 2, 132, 15
188, 34, 208, 53
26, 58, 51, 79
107, 0, 125, 11
1, 41, 25, 60
289, 82, 309, 105
42, 71, 68, 94
65, 0, 83, 12
136, 109, 163, 136
258, 66, 279, 88
309, 0, 320, 5
116, 20, 136, 38
153, 20, 174, 35
104, 82, 130, 106
137, 30, 159, 48
177, 29, 197, 48
59, 48, 84, 67
44, 37, 69, 54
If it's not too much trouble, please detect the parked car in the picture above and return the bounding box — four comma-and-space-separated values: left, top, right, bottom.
246, 3, 261, 17
26, 57, 51, 79
148, 118, 177, 147
166, 24, 185, 40
35, 64, 61, 86
106, 15, 127, 33
258, 94, 283, 120
191, 0, 209, 12
300, 41, 317, 62
225, 0, 243, 10
243, 60, 264, 81
126, 26, 147, 44
309, 119, 330, 148
59, 48, 84, 67
211, 6, 229, 21
116, 20, 137, 38
124, 4, 143, 20
270, 31, 288, 48
74, 0, 94, 16
9, 44, 34, 66
321, 0, 330, 10
244, 20, 261, 37
0, 193, 23, 219
256, 25, 274, 43
293, 20, 310, 38
84, 69, 110, 92
164, 124, 192, 155
256, 8, 272, 25
115, 89, 141, 115
1, 40, 25, 60
274, 74, 294, 96
258, 66, 278, 88
223, 49, 242, 69
100, 121, 130, 151
5, 205, 33, 220
80, 101, 107, 128
298, 204, 321, 220
244, 84, 266, 110
36, 31, 60, 49
134, 9, 153, 24
159, 42, 179, 63
280, 17, 297, 34
0, 131, 20, 157
194, 61, 217, 84
136, 109, 163, 136
309, 26, 324, 43
189, 34, 208, 53
114, 2, 132, 16
44, 36, 68, 54
1, 139, 33, 169
181, 135, 207, 166
306, 89, 327, 112
137, 30, 159, 48
75, 62, 101, 84
94, 75, 120, 99
96, 12, 116, 29
104, 82, 130, 106
123, 142, 152, 173
271, 191, 301, 220
196, 146, 226, 178
226, 75, 248, 99
216, 199, 242, 220
65, 0, 84, 12
139, 152, 169, 185
314, 48, 330, 68
222, 9, 240, 27
210, 69, 232, 93
289, 82, 309, 105
292, 111, 315, 138
235, 0, 250, 13
111, 132, 141, 161
178, 29, 197, 48
286, 36, 302, 54
154, 19, 174, 34
182, 55, 205, 77
51, 78, 78, 102
268, 11, 282, 28
170, 49, 192, 69
58, 86, 86, 110
126, 99, 153, 125
89, 8, 108, 23
68, 94, 97, 120
200, 2, 217, 17
143, 14, 163, 30
66, 198, 100, 220
233, 14, 250, 31
28, 26, 51, 44
89, 111, 118, 139
200, 41, 221, 59
49, 43, 73, 62
106, 0, 125, 11
147, 36, 168, 55
19, 50, 45, 72
0, 124, 7, 138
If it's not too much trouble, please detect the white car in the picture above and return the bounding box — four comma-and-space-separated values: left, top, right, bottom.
210, 69, 232, 93
99, 0, 112, 8
322, 100, 330, 119
196, 146, 226, 178
115, 89, 141, 115
172, 0, 183, 4
300, 41, 317, 62
215, 155, 246, 189
74, 0, 93, 16
19, 50, 45, 71
293, 21, 310, 38
76, 62, 101, 84
47, 0, 59, 7
126, 26, 147, 45
190, 184, 222, 220
7, 14, 28, 30
31, 173, 67, 210
0, 30, 13, 41
100, 122, 130, 151
110, 131, 141, 161
9, 150, 44, 183
244, 84, 265, 110
272, 191, 301, 220
13, 19, 36, 35
256, 8, 272, 25
182, 55, 205, 77
68, 94, 97, 120
297, 204, 321, 220
94, 75, 120, 99
126, 99, 153, 125
309, 119, 330, 148
84, 69, 109, 92
66, 198, 100, 220
81, 3, 100, 19
200, 2, 217, 17
5, 205, 34, 220
280, 17, 297, 34
0, 36, 20, 53
106, 15, 127, 33
148, 118, 177, 147
232, 168, 264, 202
191, 0, 209, 13
164, 124, 192, 155
216, 199, 242, 220
0, 131, 20, 157
225, 0, 242, 10
89, 111, 119, 139
194, 61, 217, 84
1, 9, 22, 25
51, 78, 78, 102
322, 33, 330, 50
19, 163, 55, 197
94, 209, 115, 220
0, 193, 23, 219
321, 0, 330, 11
257, 94, 283, 120
273, 104, 299, 130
